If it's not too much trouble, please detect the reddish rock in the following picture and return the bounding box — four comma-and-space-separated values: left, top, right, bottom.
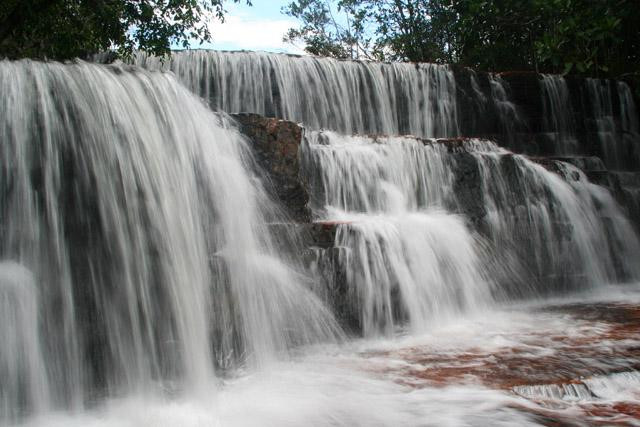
233, 113, 311, 222
357, 303, 640, 425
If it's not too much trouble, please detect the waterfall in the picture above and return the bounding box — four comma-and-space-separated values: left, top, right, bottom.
489, 74, 523, 148
468, 147, 640, 289
535, 74, 640, 172
4, 49, 640, 425
300, 133, 493, 334
0, 262, 49, 421
0, 59, 338, 423
134, 50, 459, 138
131, 51, 640, 172
301, 131, 640, 333
585, 78, 620, 168
540, 74, 579, 154
617, 81, 640, 167
619, 82, 640, 136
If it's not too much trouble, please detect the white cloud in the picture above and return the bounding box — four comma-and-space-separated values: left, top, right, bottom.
207, 12, 306, 55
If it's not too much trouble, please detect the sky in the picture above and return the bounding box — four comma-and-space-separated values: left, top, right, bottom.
194, 1, 307, 54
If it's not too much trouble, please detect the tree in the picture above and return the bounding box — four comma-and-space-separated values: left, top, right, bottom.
282, 0, 457, 62
450, 0, 637, 77
283, 0, 639, 80
0, 0, 248, 60
373, 0, 449, 63
283, 0, 375, 60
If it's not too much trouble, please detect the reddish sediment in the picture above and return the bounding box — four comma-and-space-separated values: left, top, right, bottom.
357, 303, 640, 425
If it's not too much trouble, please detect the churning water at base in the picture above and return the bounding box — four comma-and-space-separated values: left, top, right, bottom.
0, 59, 339, 423
17, 283, 640, 427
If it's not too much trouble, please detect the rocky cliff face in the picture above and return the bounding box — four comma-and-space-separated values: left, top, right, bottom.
233, 113, 640, 334
454, 69, 640, 221
234, 113, 639, 230
455, 70, 640, 167
233, 113, 311, 222
135, 51, 639, 220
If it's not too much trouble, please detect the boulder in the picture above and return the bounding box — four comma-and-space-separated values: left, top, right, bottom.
232, 113, 311, 222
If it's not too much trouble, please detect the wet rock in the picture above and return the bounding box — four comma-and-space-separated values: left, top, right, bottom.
359, 302, 640, 425
232, 113, 310, 222
453, 68, 640, 172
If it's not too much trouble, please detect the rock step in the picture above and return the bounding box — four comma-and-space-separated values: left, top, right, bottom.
547, 155, 607, 172
612, 171, 640, 188
236, 112, 639, 233
232, 113, 311, 222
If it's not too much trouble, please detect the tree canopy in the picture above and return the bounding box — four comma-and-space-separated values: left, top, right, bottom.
0, 0, 246, 60
283, 0, 639, 79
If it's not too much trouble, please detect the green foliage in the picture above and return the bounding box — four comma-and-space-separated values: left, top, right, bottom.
283, 0, 639, 79
0, 0, 247, 60
283, 0, 375, 59
453, 0, 636, 77
374, 0, 440, 62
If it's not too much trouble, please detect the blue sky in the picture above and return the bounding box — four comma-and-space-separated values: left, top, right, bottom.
194, 1, 307, 54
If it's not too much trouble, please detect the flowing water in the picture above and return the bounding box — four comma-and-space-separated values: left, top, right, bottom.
302, 132, 640, 301
540, 74, 579, 154
133, 50, 459, 138
15, 284, 640, 427
539, 74, 640, 170
0, 59, 338, 423
133, 50, 640, 169
3, 52, 640, 426
489, 74, 523, 149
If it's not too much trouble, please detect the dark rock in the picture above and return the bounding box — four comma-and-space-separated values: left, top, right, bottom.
452, 69, 640, 172
232, 113, 311, 222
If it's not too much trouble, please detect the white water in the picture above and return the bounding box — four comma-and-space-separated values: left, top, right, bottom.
301, 131, 640, 324
607, 80, 640, 169
470, 147, 640, 289
3, 52, 640, 426
331, 210, 493, 336
540, 74, 579, 154
0, 59, 338, 423
20, 368, 538, 427
514, 371, 640, 403
300, 132, 497, 334
18, 283, 640, 427
0, 263, 49, 420
538, 75, 640, 171
489, 74, 523, 147
586, 78, 621, 168
134, 50, 459, 138
131, 51, 640, 173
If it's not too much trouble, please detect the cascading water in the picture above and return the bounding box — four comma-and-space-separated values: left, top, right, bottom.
587, 79, 640, 171
131, 51, 640, 173
585, 78, 620, 168
467, 146, 640, 289
0, 59, 339, 423
489, 74, 523, 148
133, 50, 459, 138
540, 74, 579, 154
619, 81, 640, 138
537, 74, 640, 170
4, 49, 640, 426
301, 131, 640, 333
0, 263, 49, 420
